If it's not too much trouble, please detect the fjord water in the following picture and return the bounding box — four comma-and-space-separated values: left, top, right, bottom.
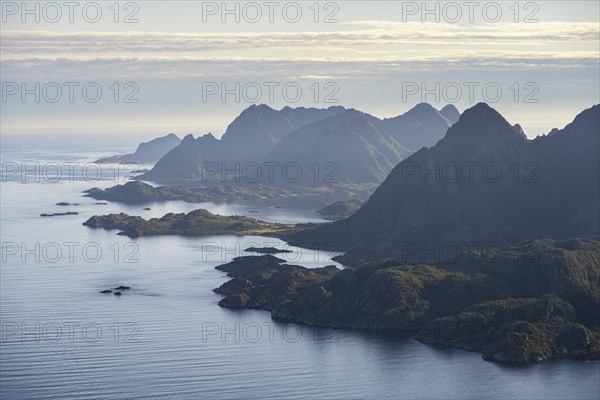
1, 135, 598, 399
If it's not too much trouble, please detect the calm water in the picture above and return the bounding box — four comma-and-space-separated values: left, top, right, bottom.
1, 135, 599, 400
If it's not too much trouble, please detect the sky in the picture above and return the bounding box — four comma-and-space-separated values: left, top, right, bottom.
1, 1, 599, 138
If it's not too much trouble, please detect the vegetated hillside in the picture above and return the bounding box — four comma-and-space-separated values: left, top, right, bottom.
214, 238, 600, 363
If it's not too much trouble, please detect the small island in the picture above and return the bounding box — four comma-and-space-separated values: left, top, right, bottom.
83, 209, 300, 238
244, 247, 293, 254
40, 211, 79, 217
84, 180, 296, 204
317, 200, 363, 220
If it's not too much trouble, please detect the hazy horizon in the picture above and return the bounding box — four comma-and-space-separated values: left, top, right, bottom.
2, 1, 598, 137
2, 2, 600, 398
2, 101, 598, 140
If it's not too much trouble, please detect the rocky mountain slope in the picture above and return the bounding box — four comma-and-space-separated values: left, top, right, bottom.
289, 103, 600, 264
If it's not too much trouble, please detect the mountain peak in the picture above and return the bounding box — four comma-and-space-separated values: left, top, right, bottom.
440, 105, 460, 124
234, 104, 277, 120
403, 102, 438, 117
441, 103, 527, 145
513, 124, 524, 135
288, 104, 599, 264
182, 133, 196, 143
200, 132, 218, 141
249, 103, 275, 112
456, 103, 508, 126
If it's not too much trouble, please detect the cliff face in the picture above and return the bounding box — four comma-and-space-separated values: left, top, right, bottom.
289, 104, 600, 264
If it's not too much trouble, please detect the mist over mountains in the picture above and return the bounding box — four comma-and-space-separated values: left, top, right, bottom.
141, 105, 345, 182
140, 103, 457, 185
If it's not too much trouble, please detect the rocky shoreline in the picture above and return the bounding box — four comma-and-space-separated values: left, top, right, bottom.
84, 180, 296, 204
83, 209, 301, 238
213, 238, 600, 364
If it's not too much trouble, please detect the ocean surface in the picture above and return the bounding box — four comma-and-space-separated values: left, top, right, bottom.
1, 134, 599, 400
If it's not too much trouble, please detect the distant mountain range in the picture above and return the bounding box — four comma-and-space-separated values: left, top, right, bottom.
86, 102, 600, 365
141, 103, 458, 185
141, 105, 346, 182
289, 103, 600, 264
96, 133, 181, 164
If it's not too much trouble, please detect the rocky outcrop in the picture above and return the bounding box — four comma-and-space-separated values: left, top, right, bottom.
419, 296, 600, 363
213, 238, 600, 363
83, 209, 296, 238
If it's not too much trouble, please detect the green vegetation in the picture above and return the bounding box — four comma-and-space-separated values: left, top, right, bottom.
83, 209, 298, 237
214, 255, 338, 310
420, 295, 600, 363
214, 238, 600, 363
84, 180, 295, 204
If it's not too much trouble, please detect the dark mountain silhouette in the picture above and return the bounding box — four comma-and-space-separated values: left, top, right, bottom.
141, 105, 346, 182
381, 103, 456, 152
96, 133, 181, 163
289, 103, 600, 264
141, 133, 219, 181
142, 104, 458, 185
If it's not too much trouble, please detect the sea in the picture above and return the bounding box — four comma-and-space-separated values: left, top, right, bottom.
1, 134, 598, 399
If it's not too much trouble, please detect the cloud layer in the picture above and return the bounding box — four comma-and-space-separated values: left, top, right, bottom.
1, 21, 598, 78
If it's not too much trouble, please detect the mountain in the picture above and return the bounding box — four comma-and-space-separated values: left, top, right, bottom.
440, 104, 460, 124
141, 103, 459, 185
289, 103, 600, 264
141, 105, 346, 182
263, 109, 411, 185
381, 103, 456, 152
96, 133, 180, 163
260, 104, 459, 186
142, 133, 219, 181
219, 104, 346, 164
